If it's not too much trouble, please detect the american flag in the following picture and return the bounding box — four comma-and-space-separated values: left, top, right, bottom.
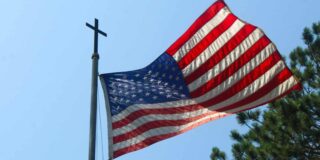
100, 0, 301, 158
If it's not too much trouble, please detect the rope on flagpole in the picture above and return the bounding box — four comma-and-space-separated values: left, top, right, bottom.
97, 84, 106, 160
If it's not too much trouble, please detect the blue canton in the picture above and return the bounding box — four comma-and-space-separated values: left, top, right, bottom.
100, 53, 190, 116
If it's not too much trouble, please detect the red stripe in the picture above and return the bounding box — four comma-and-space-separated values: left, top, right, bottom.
113, 83, 302, 158
189, 36, 271, 97
113, 112, 227, 158
184, 25, 260, 84
113, 111, 216, 143
216, 68, 292, 112
177, 14, 238, 69
166, 1, 226, 55
112, 51, 282, 130
234, 83, 302, 114
112, 105, 200, 129
199, 51, 282, 107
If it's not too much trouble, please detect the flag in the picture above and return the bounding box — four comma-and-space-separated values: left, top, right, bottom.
100, 0, 301, 158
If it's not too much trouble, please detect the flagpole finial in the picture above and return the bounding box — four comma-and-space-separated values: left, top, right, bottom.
86, 18, 107, 55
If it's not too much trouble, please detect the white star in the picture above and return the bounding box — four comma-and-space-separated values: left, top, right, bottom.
166, 94, 172, 98
135, 74, 140, 77
148, 70, 152, 74
169, 75, 173, 79
125, 100, 130, 103
172, 84, 176, 88
139, 98, 143, 101
145, 92, 150, 96
152, 96, 158, 100
132, 94, 136, 98
162, 73, 166, 78
138, 89, 143, 93
179, 86, 184, 90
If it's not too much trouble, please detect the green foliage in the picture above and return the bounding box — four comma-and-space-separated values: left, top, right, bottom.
210, 147, 226, 160
211, 22, 320, 160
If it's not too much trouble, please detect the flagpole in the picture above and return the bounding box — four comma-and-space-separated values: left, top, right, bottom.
86, 18, 107, 160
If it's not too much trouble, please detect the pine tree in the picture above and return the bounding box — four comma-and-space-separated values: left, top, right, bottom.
211, 22, 320, 160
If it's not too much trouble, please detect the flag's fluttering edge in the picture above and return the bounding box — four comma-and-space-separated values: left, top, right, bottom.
100, 0, 301, 158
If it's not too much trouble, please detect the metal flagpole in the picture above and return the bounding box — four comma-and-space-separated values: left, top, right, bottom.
86, 18, 107, 160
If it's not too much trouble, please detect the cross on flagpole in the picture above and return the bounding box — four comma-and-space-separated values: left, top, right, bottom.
86, 18, 107, 160
86, 19, 107, 54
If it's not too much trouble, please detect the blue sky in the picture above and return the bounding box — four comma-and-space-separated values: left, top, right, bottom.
0, 0, 319, 160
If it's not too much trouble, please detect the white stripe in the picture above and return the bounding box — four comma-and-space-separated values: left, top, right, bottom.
111, 43, 276, 122
173, 7, 231, 61
187, 28, 264, 92
112, 61, 285, 136
113, 112, 224, 151
181, 19, 245, 77
228, 76, 298, 113
111, 100, 197, 122
191, 43, 276, 102
113, 76, 298, 151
